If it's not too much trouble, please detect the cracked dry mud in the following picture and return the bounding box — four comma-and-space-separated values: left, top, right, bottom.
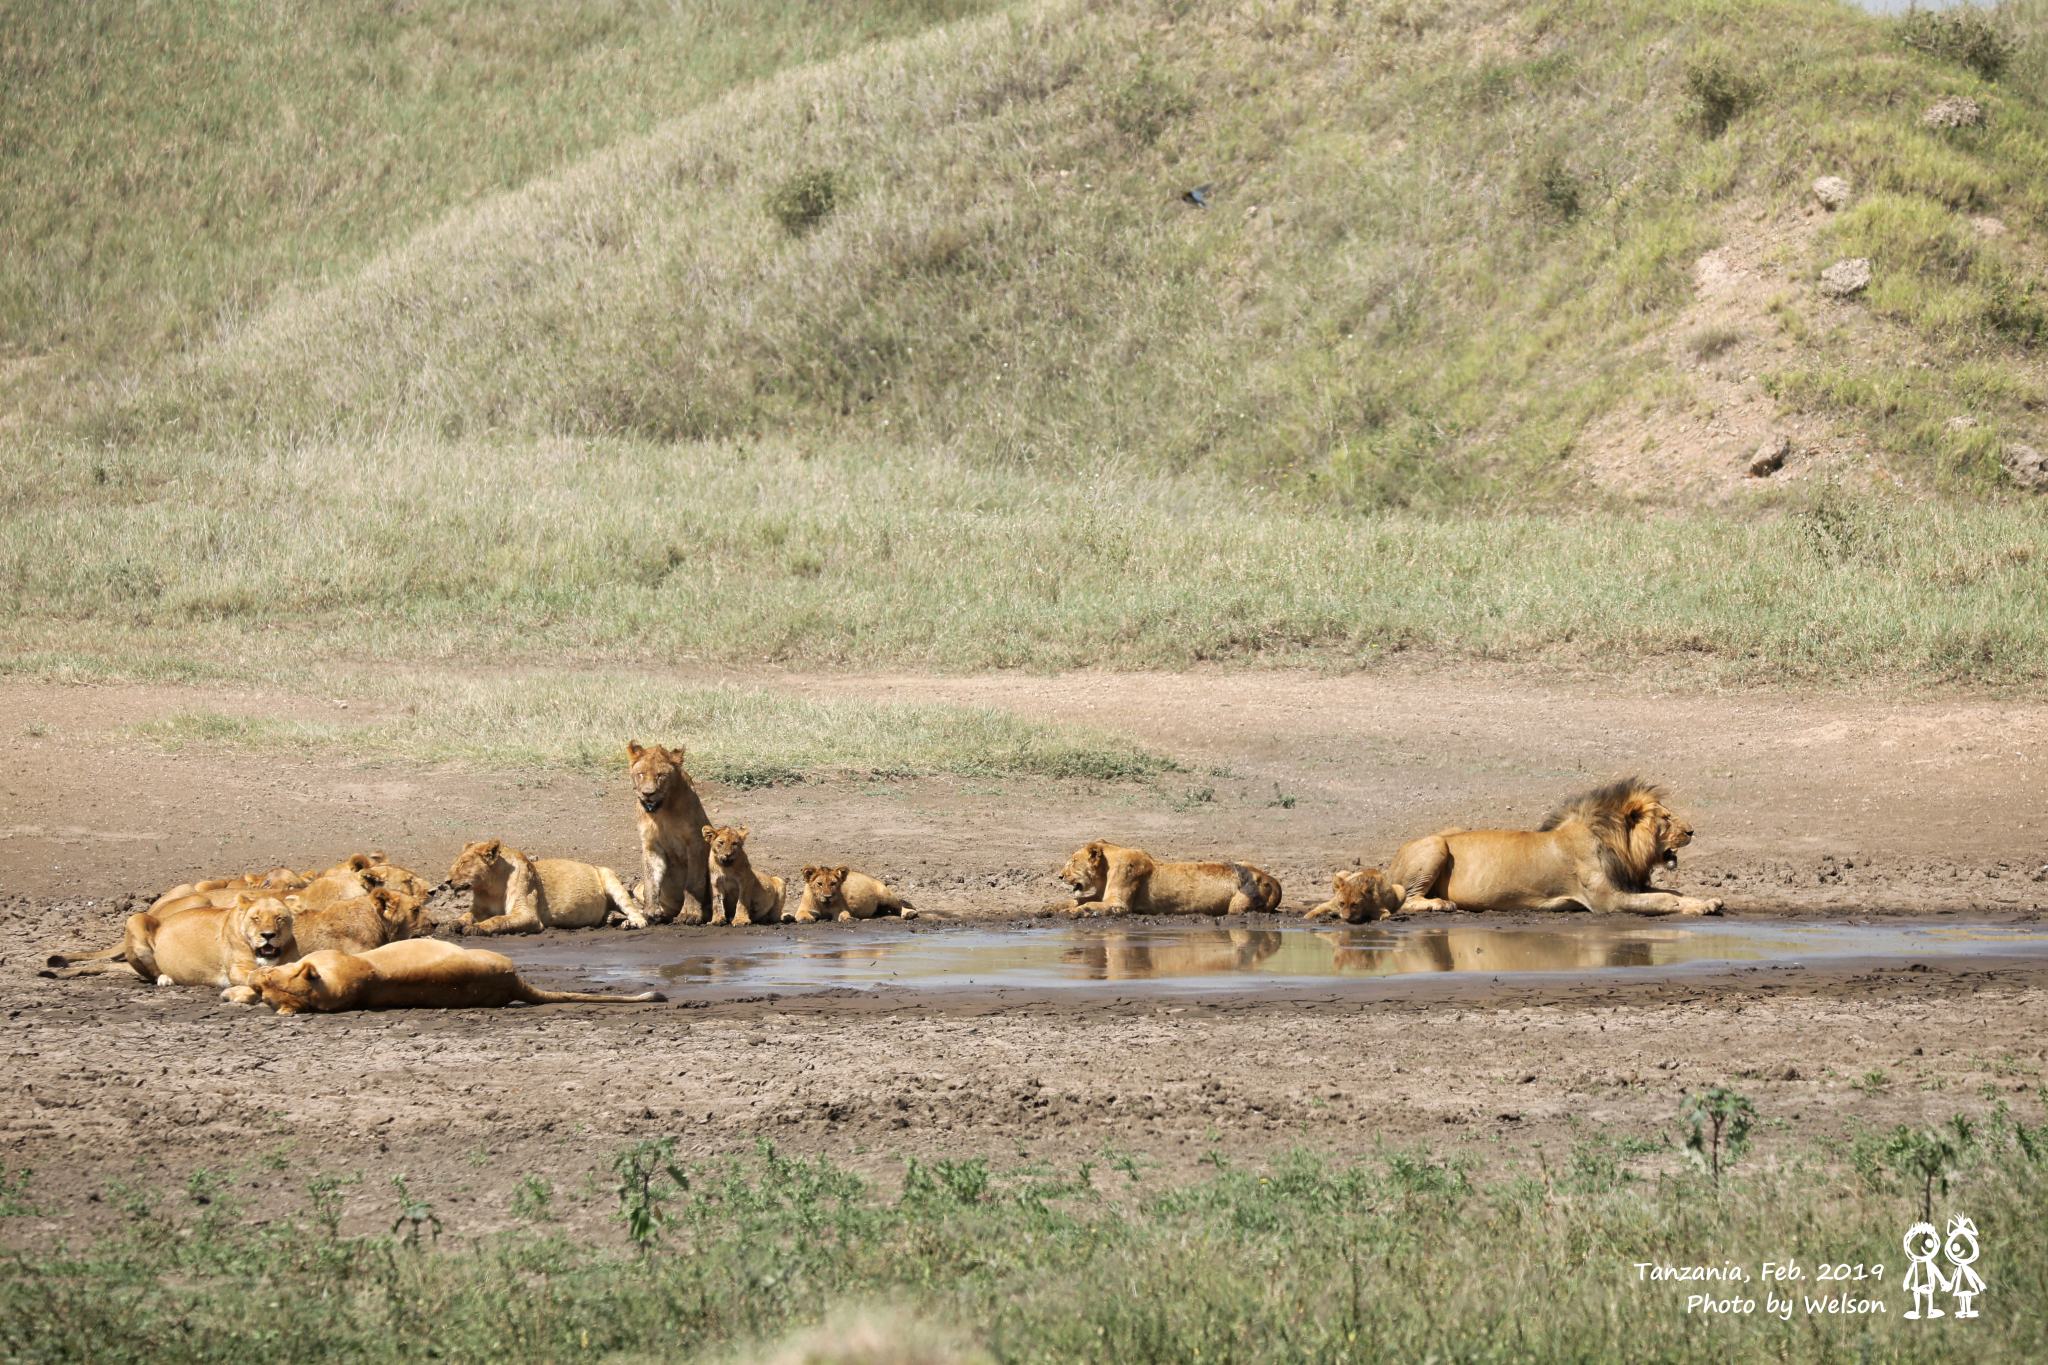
2, 669, 2045, 1246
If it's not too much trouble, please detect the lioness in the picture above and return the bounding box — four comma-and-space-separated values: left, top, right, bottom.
123, 893, 297, 1004
626, 740, 713, 925
1344, 778, 1724, 917
795, 866, 915, 922
447, 838, 644, 935
703, 826, 786, 925
293, 887, 433, 955
149, 866, 306, 915
1304, 870, 1392, 924
250, 939, 666, 1014
1051, 841, 1277, 917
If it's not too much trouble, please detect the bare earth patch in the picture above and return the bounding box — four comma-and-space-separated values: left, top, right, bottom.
2, 669, 2045, 1244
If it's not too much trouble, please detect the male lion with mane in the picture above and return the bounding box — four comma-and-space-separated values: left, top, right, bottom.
1322, 777, 1722, 918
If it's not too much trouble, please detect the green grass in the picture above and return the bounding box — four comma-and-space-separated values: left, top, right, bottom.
126, 674, 1175, 785
5, 1120, 2044, 1364
22, 0, 2047, 498
4, 442, 2045, 689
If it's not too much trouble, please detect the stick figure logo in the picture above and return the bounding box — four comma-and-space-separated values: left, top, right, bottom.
1944, 1216, 1985, 1319
1904, 1215, 1987, 1322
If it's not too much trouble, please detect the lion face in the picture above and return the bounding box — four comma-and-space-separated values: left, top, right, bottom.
254, 960, 326, 1014
446, 840, 503, 890
232, 895, 297, 963
1332, 869, 1392, 923
1058, 843, 1109, 899
1654, 805, 1693, 866
705, 825, 750, 868
627, 741, 688, 814
364, 863, 435, 901
372, 888, 433, 940
802, 865, 849, 904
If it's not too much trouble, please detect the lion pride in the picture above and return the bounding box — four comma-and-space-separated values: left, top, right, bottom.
1327, 778, 1723, 918
1052, 841, 1281, 917
250, 939, 666, 1014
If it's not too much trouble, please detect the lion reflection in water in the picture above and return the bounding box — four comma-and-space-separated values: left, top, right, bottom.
1061, 929, 1283, 981
1316, 929, 1665, 976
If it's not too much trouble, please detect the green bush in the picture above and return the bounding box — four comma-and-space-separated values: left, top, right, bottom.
1899, 7, 2016, 80
766, 168, 845, 235
1684, 52, 1764, 137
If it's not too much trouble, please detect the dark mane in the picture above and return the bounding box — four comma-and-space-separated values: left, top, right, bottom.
1537, 777, 1668, 891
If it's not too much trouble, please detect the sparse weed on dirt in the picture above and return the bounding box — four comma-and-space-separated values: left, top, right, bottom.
124, 670, 1175, 785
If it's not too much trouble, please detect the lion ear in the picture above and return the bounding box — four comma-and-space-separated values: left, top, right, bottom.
701, 825, 714, 841
737, 826, 750, 841
479, 838, 501, 857
803, 866, 819, 879
834, 865, 850, 878
236, 892, 255, 908
285, 894, 302, 908
669, 742, 687, 759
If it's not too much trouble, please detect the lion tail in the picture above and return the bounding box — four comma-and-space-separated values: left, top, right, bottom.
513, 980, 667, 1006
43, 943, 126, 969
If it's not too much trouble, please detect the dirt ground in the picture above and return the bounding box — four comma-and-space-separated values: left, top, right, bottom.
3, 669, 2045, 1247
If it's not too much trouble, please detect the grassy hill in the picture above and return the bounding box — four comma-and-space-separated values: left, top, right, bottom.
46, 0, 2048, 501
0, 0, 1002, 392
4, 0, 2047, 696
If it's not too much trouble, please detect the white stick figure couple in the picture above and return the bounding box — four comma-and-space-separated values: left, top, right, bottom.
1903, 1216, 1984, 1319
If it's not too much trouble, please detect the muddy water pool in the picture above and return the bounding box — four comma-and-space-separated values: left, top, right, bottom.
503, 920, 2048, 995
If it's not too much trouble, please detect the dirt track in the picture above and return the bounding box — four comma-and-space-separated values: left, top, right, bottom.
3, 671, 2046, 1246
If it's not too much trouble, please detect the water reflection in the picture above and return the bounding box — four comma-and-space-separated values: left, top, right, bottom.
1314, 928, 1692, 977
519, 920, 2048, 991
1061, 929, 1284, 980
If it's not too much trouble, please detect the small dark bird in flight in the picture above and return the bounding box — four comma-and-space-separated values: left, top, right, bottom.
1182, 183, 1213, 209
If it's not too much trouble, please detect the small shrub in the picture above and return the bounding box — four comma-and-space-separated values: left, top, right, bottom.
1899, 8, 2015, 81
1680, 1086, 1756, 1187
613, 1137, 690, 1249
1686, 326, 1742, 362
766, 169, 843, 235
1112, 67, 1193, 144
1684, 54, 1764, 138
1883, 1124, 1959, 1224
1533, 155, 1584, 220
511, 1174, 555, 1221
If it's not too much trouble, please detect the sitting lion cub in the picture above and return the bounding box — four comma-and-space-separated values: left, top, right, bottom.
448, 839, 644, 935
795, 866, 916, 922
250, 939, 666, 1014
123, 893, 297, 1004
1051, 841, 1282, 917
703, 826, 786, 925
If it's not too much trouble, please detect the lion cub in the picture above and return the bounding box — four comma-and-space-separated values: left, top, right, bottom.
448, 839, 644, 935
702, 826, 786, 925
796, 866, 916, 922
1303, 869, 1395, 924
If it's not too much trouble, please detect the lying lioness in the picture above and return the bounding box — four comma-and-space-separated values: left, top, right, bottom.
250, 939, 666, 1014
123, 894, 297, 1004
448, 838, 644, 935
795, 866, 915, 922
704, 826, 786, 925
292, 887, 433, 955
1051, 841, 1280, 917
